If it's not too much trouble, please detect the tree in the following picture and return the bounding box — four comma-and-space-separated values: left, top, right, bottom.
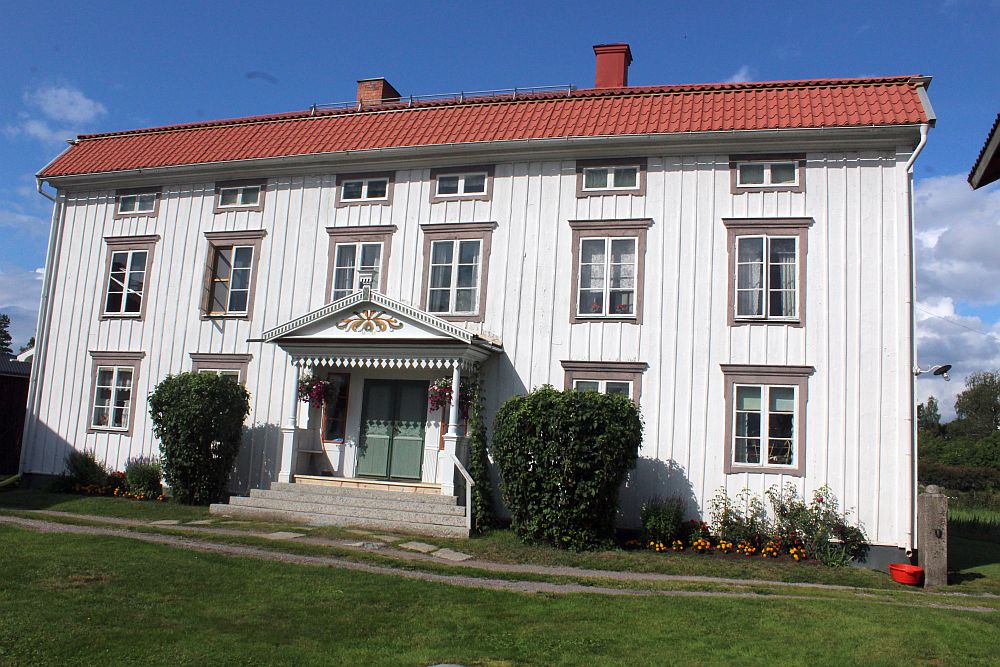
954, 371, 1000, 438
918, 396, 942, 431
18, 336, 35, 354
0, 313, 12, 356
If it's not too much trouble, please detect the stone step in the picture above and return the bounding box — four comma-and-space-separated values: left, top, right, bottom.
251, 489, 467, 516
208, 503, 469, 538
269, 482, 458, 507
226, 495, 468, 528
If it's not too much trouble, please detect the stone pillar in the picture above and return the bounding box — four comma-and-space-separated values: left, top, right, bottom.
437, 362, 462, 496
918, 485, 948, 588
277, 364, 301, 484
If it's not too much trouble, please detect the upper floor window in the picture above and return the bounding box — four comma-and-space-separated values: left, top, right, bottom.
202, 230, 266, 319
724, 218, 811, 327
89, 351, 145, 435
420, 222, 497, 323
214, 180, 266, 213
325, 225, 396, 303
721, 364, 812, 476
430, 166, 494, 202
114, 188, 161, 218
729, 155, 805, 193
561, 360, 648, 403
336, 172, 393, 206
101, 235, 159, 321
576, 158, 647, 197
568, 218, 652, 324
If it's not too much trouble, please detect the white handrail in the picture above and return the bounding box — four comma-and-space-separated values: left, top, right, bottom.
449, 452, 475, 533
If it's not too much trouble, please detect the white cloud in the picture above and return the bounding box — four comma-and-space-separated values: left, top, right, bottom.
0, 264, 45, 349
23, 85, 106, 125
0, 199, 49, 237
724, 65, 756, 83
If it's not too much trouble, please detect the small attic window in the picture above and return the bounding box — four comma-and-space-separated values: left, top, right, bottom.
115, 188, 160, 217
730, 156, 805, 193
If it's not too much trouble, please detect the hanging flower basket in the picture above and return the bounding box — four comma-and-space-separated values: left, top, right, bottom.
428, 377, 472, 416
298, 375, 334, 408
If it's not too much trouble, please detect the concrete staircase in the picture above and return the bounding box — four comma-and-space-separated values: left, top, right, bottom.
209, 482, 470, 537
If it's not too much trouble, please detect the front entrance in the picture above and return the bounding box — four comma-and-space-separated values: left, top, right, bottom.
356, 379, 428, 481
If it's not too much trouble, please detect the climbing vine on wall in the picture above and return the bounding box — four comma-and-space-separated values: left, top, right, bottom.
466, 364, 496, 532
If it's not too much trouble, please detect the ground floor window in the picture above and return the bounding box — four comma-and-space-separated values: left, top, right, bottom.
560, 360, 648, 403
88, 351, 145, 435
322, 374, 351, 443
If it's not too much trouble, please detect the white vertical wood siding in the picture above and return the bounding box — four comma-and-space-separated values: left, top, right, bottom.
22, 149, 912, 547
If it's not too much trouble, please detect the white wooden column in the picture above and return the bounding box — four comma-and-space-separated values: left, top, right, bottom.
437, 362, 461, 495
277, 363, 301, 484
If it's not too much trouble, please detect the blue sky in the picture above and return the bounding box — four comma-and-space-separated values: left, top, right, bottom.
2, 0, 1000, 414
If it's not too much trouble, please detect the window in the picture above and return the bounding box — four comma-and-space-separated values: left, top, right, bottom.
332, 242, 383, 301
568, 218, 652, 323
202, 230, 266, 319
562, 360, 648, 403
721, 364, 813, 476
101, 235, 159, 320
114, 188, 161, 218
419, 222, 497, 322
214, 180, 266, 213
729, 155, 805, 193
325, 226, 396, 302
322, 374, 351, 442
190, 353, 252, 384
430, 166, 494, 202
89, 351, 145, 435
724, 218, 811, 327
427, 239, 481, 315
336, 172, 393, 205
576, 158, 647, 197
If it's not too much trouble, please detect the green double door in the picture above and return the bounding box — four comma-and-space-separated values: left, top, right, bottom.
356, 380, 428, 481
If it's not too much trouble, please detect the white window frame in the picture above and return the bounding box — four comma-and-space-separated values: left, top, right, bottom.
198, 368, 242, 382
434, 171, 489, 198
340, 177, 390, 202
572, 379, 633, 396
426, 238, 482, 316
331, 241, 384, 301
217, 184, 261, 209
731, 383, 797, 469
209, 245, 255, 315
576, 235, 638, 319
91, 366, 134, 431
580, 165, 641, 192
104, 249, 148, 317
117, 192, 157, 215
734, 235, 798, 321
735, 160, 799, 188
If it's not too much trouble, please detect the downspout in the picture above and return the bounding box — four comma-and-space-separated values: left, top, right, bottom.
904, 123, 929, 556
18, 177, 64, 476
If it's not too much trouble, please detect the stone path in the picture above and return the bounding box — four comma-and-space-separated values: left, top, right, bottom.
1, 513, 995, 613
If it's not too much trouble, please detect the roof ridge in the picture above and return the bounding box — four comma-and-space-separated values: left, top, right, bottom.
74, 75, 923, 142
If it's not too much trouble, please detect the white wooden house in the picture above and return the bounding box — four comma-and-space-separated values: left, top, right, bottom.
20, 44, 934, 556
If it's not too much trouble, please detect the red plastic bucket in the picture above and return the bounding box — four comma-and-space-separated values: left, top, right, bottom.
888, 563, 924, 586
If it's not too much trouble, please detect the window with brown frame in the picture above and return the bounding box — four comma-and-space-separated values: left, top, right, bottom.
568, 218, 652, 324
729, 155, 806, 194
321, 373, 351, 443
202, 230, 266, 319
575, 158, 647, 197
88, 351, 145, 435
213, 179, 266, 213
114, 187, 162, 218
101, 235, 159, 320
561, 360, 647, 403
419, 222, 497, 323
723, 218, 811, 327
429, 165, 494, 203
325, 225, 396, 302
190, 353, 253, 384
721, 364, 813, 476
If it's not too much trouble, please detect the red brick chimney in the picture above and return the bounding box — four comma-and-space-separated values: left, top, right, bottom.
357, 77, 401, 106
593, 43, 633, 88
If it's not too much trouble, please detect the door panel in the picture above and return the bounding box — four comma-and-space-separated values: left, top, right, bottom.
389, 381, 428, 480
356, 381, 394, 478
356, 380, 428, 481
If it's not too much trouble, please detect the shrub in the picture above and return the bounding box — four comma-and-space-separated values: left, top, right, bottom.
148, 372, 250, 505
641, 497, 685, 545
919, 460, 1000, 492
766, 483, 869, 566
708, 487, 771, 548
492, 385, 643, 550
63, 450, 110, 487
125, 456, 163, 498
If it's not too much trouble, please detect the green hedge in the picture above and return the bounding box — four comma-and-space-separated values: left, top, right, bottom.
148, 372, 249, 505
919, 460, 1000, 492
491, 386, 642, 550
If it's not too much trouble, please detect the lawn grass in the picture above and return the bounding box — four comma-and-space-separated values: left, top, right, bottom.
2, 525, 999, 666
0, 490, 211, 521
950, 535, 1000, 594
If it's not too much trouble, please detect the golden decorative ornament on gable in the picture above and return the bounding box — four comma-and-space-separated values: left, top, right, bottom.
336, 309, 404, 333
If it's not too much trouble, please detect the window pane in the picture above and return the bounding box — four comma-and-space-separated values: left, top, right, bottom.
737, 237, 764, 263
770, 238, 796, 264
738, 290, 764, 317
360, 243, 381, 269
454, 288, 476, 312
233, 246, 253, 269
323, 375, 350, 441
220, 370, 241, 382
240, 186, 261, 205
110, 252, 129, 274
228, 290, 249, 312
333, 267, 354, 298
738, 164, 765, 185
365, 179, 388, 199
768, 439, 793, 465
124, 291, 142, 313
606, 382, 631, 396
231, 267, 251, 291
429, 265, 452, 289
428, 289, 450, 312
115, 369, 133, 390
431, 240, 453, 265
735, 437, 761, 464
437, 176, 460, 195
579, 290, 604, 315
458, 240, 480, 265
342, 181, 363, 200
613, 167, 638, 188
583, 168, 609, 189
580, 238, 606, 265
118, 195, 136, 212
220, 188, 239, 206
609, 290, 634, 315
105, 290, 123, 313
769, 387, 795, 413
770, 162, 796, 184
213, 248, 233, 280
335, 244, 357, 270
129, 251, 147, 273
456, 264, 477, 288
137, 193, 156, 211
610, 238, 636, 266
580, 263, 604, 290
463, 173, 486, 193
575, 380, 600, 392
769, 290, 795, 318
736, 386, 761, 411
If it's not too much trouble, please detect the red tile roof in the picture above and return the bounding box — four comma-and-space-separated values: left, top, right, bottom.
969, 112, 1000, 189
40, 76, 931, 178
